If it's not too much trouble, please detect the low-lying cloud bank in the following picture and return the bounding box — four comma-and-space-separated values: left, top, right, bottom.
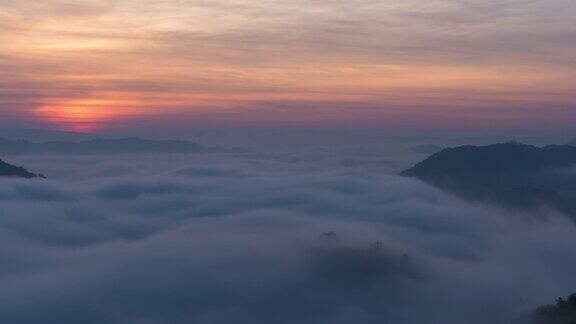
0, 152, 575, 323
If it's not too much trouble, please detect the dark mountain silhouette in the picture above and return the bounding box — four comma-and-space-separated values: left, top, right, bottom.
523, 293, 576, 324
0, 138, 247, 155
0, 159, 42, 179
401, 142, 576, 219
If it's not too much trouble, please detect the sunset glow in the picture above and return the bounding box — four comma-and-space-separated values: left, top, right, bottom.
1, 0, 575, 131
35, 97, 137, 132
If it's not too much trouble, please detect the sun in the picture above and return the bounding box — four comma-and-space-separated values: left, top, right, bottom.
35, 97, 136, 133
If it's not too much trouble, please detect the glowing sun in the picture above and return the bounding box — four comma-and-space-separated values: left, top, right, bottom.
35, 97, 136, 132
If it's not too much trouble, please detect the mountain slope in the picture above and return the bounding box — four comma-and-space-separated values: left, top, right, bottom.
402, 143, 576, 218
0, 159, 42, 179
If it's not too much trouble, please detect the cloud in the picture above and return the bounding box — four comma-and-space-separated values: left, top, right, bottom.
1, 0, 575, 130
175, 166, 250, 178
0, 180, 76, 201
97, 181, 187, 200
0, 0, 117, 19
0, 150, 575, 323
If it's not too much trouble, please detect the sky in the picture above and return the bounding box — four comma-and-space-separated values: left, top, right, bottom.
1, 0, 575, 133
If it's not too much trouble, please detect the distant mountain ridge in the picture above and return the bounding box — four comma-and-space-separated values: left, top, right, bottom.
402, 142, 576, 176
0, 159, 42, 179
0, 137, 247, 155
0, 128, 96, 142
402, 142, 576, 219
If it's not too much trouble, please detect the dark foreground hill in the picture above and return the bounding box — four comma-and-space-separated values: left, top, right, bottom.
402, 142, 576, 219
0, 159, 42, 179
0, 138, 247, 155
522, 293, 576, 324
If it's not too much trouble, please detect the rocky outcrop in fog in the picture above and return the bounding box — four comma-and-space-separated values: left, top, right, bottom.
0, 159, 42, 178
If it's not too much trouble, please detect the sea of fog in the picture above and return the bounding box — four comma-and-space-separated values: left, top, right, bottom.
0, 133, 575, 323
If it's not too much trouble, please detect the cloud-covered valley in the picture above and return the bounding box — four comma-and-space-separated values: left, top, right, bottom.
0, 150, 575, 323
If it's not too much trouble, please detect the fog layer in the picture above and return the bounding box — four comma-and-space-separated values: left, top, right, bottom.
0, 149, 574, 324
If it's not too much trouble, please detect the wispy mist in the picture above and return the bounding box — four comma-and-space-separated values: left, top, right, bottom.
0, 148, 574, 323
